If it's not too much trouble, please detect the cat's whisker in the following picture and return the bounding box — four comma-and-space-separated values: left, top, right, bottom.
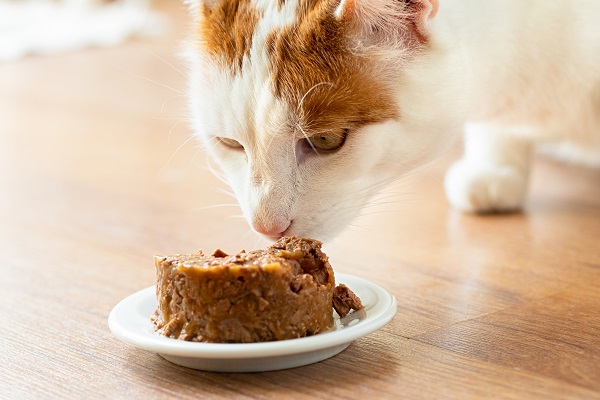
332, 178, 399, 207
354, 209, 407, 218
203, 140, 222, 158
297, 124, 318, 154
159, 134, 197, 174
253, 235, 265, 250
367, 191, 417, 208
152, 116, 188, 120
239, 226, 254, 237
334, 200, 406, 229
109, 60, 184, 94
189, 146, 204, 164
301, 126, 338, 136
232, 233, 267, 253
139, 47, 187, 78
207, 163, 229, 187
362, 198, 411, 210
296, 81, 334, 113
343, 221, 385, 241
215, 193, 237, 202
352, 225, 391, 243
369, 186, 420, 202
337, 183, 422, 216
216, 187, 237, 199
166, 119, 185, 144
191, 203, 241, 211
329, 181, 414, 217
237, 232, 254, 247
160, 94, 186, 114
347, 163, 438, 200
185, 138, 208, 167
205, 136, 222, 150
239, 227, 261, 246
205, 156, 231, 187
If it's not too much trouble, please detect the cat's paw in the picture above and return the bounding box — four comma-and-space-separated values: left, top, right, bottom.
444, 161, 528, 213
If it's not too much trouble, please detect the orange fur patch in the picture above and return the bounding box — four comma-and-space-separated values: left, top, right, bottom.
266, 0, 398, 133
199, 0, 260, 72
198, 0, 398, 131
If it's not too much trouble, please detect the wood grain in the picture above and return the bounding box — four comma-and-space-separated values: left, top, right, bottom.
1, 2, 599, 399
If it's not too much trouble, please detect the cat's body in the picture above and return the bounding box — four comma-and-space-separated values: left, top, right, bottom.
440, 1, 600, 211
185, 0, 600, 241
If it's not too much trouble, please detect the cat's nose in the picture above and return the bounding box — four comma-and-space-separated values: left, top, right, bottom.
253, 221, 291, 238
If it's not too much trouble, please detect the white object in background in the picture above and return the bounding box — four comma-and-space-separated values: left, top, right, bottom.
0, 0, 168, 61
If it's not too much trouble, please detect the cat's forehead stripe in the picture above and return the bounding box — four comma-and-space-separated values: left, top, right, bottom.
199, 0, 261, 72
199, 0, 398, 127
199, 0, 300, 72
266, 0, 398, 128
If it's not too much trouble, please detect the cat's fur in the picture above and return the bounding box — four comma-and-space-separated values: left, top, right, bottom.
184, 0, 600, 241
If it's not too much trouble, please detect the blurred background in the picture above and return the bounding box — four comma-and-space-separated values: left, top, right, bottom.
0, 0, 250, 261
0, 0, 167, 62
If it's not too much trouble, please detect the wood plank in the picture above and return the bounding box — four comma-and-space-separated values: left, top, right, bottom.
415, 285, 600, 391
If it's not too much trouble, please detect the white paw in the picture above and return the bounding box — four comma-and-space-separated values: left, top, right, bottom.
444, 161, 528, 213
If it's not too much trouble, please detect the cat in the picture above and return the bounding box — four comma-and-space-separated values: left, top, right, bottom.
183, 0, 600, 241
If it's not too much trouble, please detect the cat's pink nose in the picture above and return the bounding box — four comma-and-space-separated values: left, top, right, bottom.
253, 221, 291, 238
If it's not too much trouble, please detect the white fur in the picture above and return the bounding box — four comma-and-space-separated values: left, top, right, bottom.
187, 0, 600, 240
188, 0, 303, 238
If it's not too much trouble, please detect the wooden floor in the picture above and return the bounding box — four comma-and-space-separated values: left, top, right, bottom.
1, 3, 599, 399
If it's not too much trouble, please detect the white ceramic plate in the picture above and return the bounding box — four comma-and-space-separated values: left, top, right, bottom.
108, 273, 397, 372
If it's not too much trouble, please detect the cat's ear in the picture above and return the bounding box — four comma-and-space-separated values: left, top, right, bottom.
335, 0, 439, 46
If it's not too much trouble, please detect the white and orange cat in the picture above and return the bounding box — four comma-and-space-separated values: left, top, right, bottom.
183, 0, 600, 241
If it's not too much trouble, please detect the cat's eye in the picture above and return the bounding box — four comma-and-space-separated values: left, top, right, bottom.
307, 129, 348, 151
218, 137, 243, 149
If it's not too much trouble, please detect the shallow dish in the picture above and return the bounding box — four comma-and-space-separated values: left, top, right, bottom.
108, 273, 397, 372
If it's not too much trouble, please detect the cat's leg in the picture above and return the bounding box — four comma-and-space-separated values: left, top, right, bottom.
444, 123, 533, 213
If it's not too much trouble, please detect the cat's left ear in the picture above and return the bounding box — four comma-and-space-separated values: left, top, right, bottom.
336, 0, 439, 46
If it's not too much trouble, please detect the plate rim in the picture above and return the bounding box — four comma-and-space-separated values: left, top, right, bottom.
108, 273, 397, 360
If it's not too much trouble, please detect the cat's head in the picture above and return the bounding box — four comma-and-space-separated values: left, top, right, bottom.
185, 0, 464, 241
